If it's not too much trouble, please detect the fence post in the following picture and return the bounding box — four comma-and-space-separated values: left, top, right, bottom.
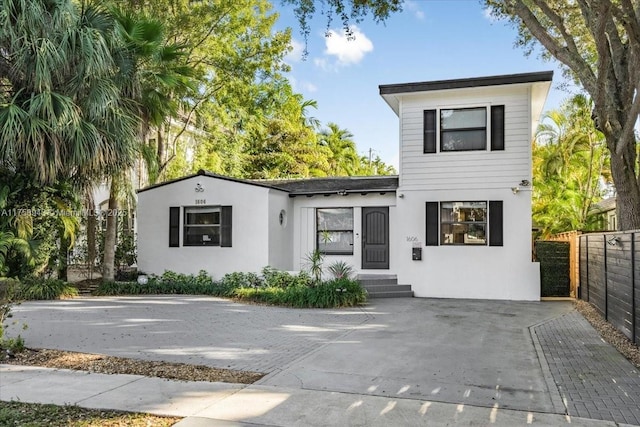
585, 235, 590, 302
604, 234, 608, 321
632, 232, 636, 344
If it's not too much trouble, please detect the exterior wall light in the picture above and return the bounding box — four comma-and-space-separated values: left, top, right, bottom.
511, 187, 520, 195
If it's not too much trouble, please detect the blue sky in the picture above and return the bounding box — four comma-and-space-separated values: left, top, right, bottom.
273, 1, 576, 169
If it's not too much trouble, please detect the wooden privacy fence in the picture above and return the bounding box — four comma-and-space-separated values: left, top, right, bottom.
579, 230, 640, 344
548, 231, 581, 297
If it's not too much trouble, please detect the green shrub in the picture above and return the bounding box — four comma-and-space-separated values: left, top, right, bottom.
94, 270, 237, 297
0, 278, 21, 349
234, 277, 366, 308
92, 268, 367, 308
220, 271, 264, 289
17, 279, 78, 300
262, 267, 311, 288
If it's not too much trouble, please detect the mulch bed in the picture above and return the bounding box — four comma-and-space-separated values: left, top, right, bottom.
574, 299, 640, 369
3, 348, 264, 384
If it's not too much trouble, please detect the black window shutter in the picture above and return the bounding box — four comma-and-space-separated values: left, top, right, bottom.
169, 207, 180, 247
425, 202, 439, 246
491, 105, 505, 151
221, 206, 232, 247
423, 109, 436, 153
489, 201, 503, 246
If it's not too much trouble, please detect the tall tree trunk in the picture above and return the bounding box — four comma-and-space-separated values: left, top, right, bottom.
608, 133, 640, 231
102, 186, 119, 282
57, 229, 69, 281
83, 192, 96, 280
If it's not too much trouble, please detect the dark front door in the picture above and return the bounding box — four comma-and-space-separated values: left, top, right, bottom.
362, 207, 389, 269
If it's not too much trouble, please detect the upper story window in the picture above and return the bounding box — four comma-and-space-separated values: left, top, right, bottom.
441, 108, 486, 152
424, 105, 504, 153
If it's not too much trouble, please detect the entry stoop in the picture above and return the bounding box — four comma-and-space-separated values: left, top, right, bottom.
357, 274, 414, 298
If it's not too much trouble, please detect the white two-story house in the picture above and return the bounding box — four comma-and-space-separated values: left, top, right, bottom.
136, 71, 552, 300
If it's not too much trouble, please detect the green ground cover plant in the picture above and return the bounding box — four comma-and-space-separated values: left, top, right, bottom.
0, 401, 179, 427
16, 278, 78, 300
94, 267, 366, 308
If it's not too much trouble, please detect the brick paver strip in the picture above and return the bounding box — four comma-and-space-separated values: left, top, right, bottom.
534, 311, 640, 425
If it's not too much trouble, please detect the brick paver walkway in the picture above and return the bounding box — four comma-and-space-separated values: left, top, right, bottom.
534, 311, 640, 425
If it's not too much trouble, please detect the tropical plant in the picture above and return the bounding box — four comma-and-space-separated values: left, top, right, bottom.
305, 250, 325, 287
17, 279, 78, 301
0, 0, 139, 185
319, 123, 359, 176
327, 261, 354, 279
533, 94, 610, 236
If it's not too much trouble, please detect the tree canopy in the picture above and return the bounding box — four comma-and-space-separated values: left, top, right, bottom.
487, 0, 640, 230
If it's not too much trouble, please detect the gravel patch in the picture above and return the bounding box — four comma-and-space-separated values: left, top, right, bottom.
574, 299, 640, 369
3, 348, 264, 384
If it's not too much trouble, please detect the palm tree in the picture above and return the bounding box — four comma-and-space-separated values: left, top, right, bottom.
533, 94, 610, 236
99, 9, 198, 281
0, 0, 139, 185
0, 0, 140, 280
319, 123, 359, 176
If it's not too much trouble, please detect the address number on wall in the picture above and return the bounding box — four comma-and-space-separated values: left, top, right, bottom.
195, 199, 207, 205
406, 236, 419, 242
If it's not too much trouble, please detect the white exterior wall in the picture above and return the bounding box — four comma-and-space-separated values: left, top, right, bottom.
137, 176, 276, 279
394, 189, 539, 300
267, 191, 294, 270
399, 85, 533, 189
392, 83, 544, 300
291, 194, 397, 274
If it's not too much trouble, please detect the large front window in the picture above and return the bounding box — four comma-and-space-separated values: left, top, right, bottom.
440, 107, 487, 151
440, 201, 487, 245
184, 206, 220, 246
316, 208, 354, 255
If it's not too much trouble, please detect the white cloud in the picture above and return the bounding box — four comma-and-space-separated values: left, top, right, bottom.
483, 7, 499, 22
288, 76, 318, 94
404, 0, 425, 20
321, 26, 374, 67
285, 38, 305, 63
300, 81, 318, 93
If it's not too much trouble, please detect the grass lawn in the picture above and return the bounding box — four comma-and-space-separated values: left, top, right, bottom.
0, 401, 180, 426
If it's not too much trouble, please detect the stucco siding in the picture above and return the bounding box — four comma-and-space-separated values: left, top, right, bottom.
137, 176, 272, 279
267, 191, 294, 270
394, 188, 539, 300
291, 194, 397, 274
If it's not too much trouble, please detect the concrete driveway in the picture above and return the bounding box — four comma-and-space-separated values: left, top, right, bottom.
9, 296, 573, 414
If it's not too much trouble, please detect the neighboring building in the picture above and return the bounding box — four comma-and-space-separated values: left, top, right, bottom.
591, 196, 617, 231
137, 71, 552, 301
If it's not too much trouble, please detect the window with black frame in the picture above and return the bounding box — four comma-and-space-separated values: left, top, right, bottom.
440, 202, 487, 245
184, 206, 220, 246
316, 208, 354, 254
440, 107, 487, 151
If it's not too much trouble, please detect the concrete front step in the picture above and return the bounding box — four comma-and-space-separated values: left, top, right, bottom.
368, 290, 414, 298
363, 284, 412, 293
359, 278, 398, 287
357, 274, 413, 298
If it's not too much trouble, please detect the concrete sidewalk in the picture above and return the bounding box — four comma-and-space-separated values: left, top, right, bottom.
0, 364, 623, 426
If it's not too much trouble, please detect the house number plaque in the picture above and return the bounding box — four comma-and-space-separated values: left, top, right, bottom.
195, 199, 207, 205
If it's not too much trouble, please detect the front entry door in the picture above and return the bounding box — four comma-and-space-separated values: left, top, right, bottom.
362, 207, 389, 269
